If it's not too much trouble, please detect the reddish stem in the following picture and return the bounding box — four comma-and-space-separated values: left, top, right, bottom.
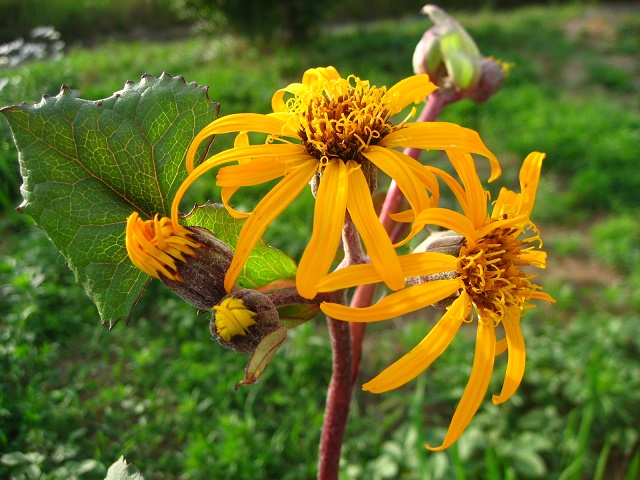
349, 91, 450, 384
317, 312, 352, 480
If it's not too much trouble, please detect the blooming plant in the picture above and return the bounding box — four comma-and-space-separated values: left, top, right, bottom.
1, 5, 552, 479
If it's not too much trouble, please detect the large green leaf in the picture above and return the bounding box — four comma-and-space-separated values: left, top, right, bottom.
183, 202, 297, 289
1, 73, 220, 325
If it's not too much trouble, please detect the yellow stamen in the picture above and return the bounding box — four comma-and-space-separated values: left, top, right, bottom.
125, 212, 199, 281
213, 297, 258, 342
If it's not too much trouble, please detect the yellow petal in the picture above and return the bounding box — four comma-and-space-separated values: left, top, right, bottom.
363, 292, 470, 393
365, 146, 431, 216
186, 114, 288, 173
320, 279, 462, 322
223, 160, 317, 292
388, 209, 416, 223
518, 152, 545, 216
426, 166, 471, 220
296, 160, 348, 299
271, 83, 305, 112
346, 161, 405, 291
427, 319, 496, 451
382, 74, 437, 113
216, 148, 312, 187
379, 122, 500, 181
446, 150, 487, 228
492, 311, 525, 405
395, 207, 477, 250
221, 186, 250, 219
302, 66, 341, 84
316, 251, 458, 292
495, 338, 508, 356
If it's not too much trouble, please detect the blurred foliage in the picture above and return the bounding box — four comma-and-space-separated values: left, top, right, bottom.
1, 3, 639, 479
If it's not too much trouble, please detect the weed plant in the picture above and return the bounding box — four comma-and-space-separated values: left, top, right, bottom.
1, 4, 639, 479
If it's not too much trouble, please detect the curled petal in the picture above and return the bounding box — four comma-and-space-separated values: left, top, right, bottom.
186, 114, 288, 173
446, 150, 487, 228
296, 160, 348, 299
321, 279, 462, 323
364, 292, 471, 393
396, 207, 477, 250
378, 122, 500, 181
518, 152, 545, 216
426, 166, 470, 220
365, 146, 431, 217
223, 160, 317, 292
427, 319, 496, 451
221, 186, 250, 219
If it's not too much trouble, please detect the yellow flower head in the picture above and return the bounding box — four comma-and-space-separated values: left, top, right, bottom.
213, 296, 258, 342
319, 152, 554, 450
171, 67, 499, 300
125, 212, 199, 281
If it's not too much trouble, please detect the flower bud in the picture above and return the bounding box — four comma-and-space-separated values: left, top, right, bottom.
125, 212, 235, 310
413, 5, 483, 91
211, 288, 281, 354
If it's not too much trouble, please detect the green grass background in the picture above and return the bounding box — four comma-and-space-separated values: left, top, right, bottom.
1, 3, 639, 479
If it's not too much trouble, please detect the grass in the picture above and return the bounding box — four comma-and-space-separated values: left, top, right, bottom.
1, 3, 639, 479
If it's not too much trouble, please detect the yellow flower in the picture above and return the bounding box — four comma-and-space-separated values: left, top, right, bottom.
170, 66, 499, 299
213, 297, 258, 342
125, 212, 199, 281
319, 151, 554, 450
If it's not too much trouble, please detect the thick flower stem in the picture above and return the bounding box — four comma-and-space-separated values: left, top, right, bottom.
318, 311, 352, 480
318, 214, 361, 480
349, 90, 453, 383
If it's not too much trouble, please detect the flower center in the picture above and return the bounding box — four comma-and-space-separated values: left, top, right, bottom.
286, 75, 398, 166
125, 212, 199, 281
457, 223, 541, 324
213, 297, 258, 342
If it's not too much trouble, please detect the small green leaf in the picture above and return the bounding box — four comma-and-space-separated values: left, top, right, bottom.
1, 73, 220, 325
183, 202, 297, 289
235, 326, 287, 388
104, 456, 144, 480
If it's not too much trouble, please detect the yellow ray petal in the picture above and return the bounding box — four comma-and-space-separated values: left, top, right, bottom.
382, 74, 437, 113
296, 160, 348, 299
446, 150, 487, 228
388, 209, 416, 224
495, 338, 508, 356
492, 311, 525, 405
364, 292, 470, 393
223, 160, 318, 292
427, 319, 496, 451
346, 161, 405, 291
186, 114, 288, 173
395, 207, 477, 250
518, 152, 545, 216
316, 251, 458, 292
302, 66, 341, 84
379, 122, 500, 181
365, 146, 431, 216
271, 83, 305, 112
386, 149, 440, 201
320, 279, 462, 322
426, 166, 471, 220
221, 186, 250, 219
216, 150, 312, 187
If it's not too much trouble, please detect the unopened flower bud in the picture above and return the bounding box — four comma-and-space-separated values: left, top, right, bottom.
211, 288, 281, 354
468, 57, 513, 103
125, 212, 234, 310
413, 5, 482, 91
